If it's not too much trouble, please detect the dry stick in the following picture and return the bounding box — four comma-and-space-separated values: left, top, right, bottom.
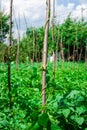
36, 36, 38, 62
78, 9, 84, 68
72, 25, 78, 70
0, 12, 5, 62
13, 9, 20, 68
60, 33, 64, 69
23, 13, 31, 63
16, 15, 20, 67
72, 44, 75, 70
78, 8, 84, 62
8, 0, 13, 110
32, 29, 35, 63
36, 31, 40, 62
52, 0, 56, 78
42, 0, 50, 112
1, 31, 3, 62
76, 25, 79, 69
68, 44, 70, 62
78, 9, 84, 62
35, 32, 38, 62
23, 13, 28, 29
84, 10, 87, 69
79, 43, 83, 62
56, 22, 60, 69
16, 13, 20, 68
85, 43, 87, 68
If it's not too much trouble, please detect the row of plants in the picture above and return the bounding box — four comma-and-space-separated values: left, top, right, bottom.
0, 11, 87, 63
0, 62, 87, 129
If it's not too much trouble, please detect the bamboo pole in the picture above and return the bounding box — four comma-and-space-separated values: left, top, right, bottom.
42, 0, 50, 112
8, 0, 13, 110
13, 9, 20, 68
23, 13, 31, 63
16, 13, 20, 68
52, 0, 56, 78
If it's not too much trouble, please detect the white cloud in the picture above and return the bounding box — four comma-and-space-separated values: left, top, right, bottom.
2, 0, 46, 37
71, 4, 87, 21
79, 0, 87, 4
1, 0, 87, 38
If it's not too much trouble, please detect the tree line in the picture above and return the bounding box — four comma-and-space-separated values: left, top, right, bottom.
0, 11, 87, 63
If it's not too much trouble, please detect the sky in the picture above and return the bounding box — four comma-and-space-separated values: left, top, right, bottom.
1, 0, 87, 37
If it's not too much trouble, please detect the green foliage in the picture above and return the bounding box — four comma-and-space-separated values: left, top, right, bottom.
19, 27, 44, 62
1, 15, 87, 62
0, 11, 9, 42
0, 62, 87, 129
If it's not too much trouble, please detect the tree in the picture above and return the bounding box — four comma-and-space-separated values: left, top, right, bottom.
0, 11, 9, 42
19, 27, 44, 63
59, 15, 87, 62
0, 12, 9, 62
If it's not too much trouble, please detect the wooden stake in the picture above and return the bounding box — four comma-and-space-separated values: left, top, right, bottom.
8, 0, 13, 110
42, 0, 50, 112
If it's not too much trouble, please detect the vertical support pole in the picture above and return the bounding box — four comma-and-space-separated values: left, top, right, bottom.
42, 0, 50, 112
8, 0, 13, 110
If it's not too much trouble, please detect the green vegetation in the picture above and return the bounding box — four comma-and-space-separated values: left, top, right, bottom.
0, 12, 9, 42
0, 15, 87, 63
0, 62, 87, 130
0, 11, 9, 62
0, 8, 87, 130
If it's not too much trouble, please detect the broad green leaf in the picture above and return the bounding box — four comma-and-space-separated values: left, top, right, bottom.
0, 120, 8, 127
51, 122, 62, 130
71, 115, 84, 125
38, 113, 49, 127
31, 111, 38, 122
76, 106, 87, 115
62, 109, 70, 118
67, 90, 79, 98
31, 122, 40, 130
53, 102, 58, 109
75, 117, 84, 125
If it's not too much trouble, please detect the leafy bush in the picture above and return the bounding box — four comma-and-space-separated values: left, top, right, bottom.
0, 62, 87, 129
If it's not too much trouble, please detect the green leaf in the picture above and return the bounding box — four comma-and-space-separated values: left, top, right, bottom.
31, 122, 40, 130
71, 115, 84, 125
30, 111, 38, 123
0, 120, 8, 127
62, 109, 70, 118
76, 106, 87, 115
38, 113, 49, 127
75, 117, 84, 125
67, 90, 79, 98
51, 122, 62, 130
53, 102, 58, 109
